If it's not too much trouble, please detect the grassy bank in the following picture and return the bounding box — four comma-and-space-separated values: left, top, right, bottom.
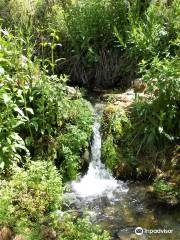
101, 96, 180, 205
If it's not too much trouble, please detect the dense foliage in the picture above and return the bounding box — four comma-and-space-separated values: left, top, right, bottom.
0, 24, 106, 239
0, 161, 63, 239
0, 29, 93, 180
98, 1, 180, 193
1, 0, 178, 88
0, 0, 179, 238
0, 161, 110, 239
102, 105, 132, 172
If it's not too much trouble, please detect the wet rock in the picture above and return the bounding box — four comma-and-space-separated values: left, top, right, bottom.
122, 208, 135, 223
82, 149, 90, 162
0, 227, 12, 240
102, 90, 135, 109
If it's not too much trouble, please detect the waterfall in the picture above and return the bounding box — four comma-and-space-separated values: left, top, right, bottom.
71, 104, 128, 198
66, 104, 178, 240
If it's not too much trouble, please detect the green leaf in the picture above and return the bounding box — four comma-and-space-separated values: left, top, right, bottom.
10, 133, 23, 142
2, 93, 11, 104
26, 108, 34, 115
31, 121, 38, 131
114, 26, 126, 48
0, 161, 5, 170
25, 136, 33, 146
0, 66, 5, 75
14, 106, 25, 117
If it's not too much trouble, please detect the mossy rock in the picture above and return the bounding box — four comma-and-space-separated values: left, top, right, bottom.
101, 105, 135, 178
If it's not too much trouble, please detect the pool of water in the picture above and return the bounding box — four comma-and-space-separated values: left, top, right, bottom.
64, 182, 180, 240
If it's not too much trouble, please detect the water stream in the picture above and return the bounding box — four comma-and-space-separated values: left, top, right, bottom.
65, 103, 180, 240
71, 105, 128, 198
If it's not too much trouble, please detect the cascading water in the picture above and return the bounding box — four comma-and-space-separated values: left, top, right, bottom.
71, 104, 128, 198
65, 103, 180, 240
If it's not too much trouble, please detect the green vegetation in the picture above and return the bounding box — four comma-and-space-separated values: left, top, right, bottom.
0, 29, 93, 180
98, 1, 180, 194
101, 105, 133, 175
152, 145, 180, 205
57, 215, 110, 240
1, 1, 179, 86
0, 161, 110, 239
0, 0, 179, 238
0, 161, 63, 239
0, 19, 107, 240
153, 179, 178, 198
153, 178, 180, 205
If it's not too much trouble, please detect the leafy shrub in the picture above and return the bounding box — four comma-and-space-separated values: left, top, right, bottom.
57, 99, 93, 180
121, 0, 180, 60
1, 0, 179, 88
0, 86, 29, 174
153, 179, 176, 195
64, 0, 128, 53
128, 55, 179, 159
0, 161, 109, 239
0, 30, 31, 173
127, 1, 168, 59
0, 0, 69, 28
0, 74, 93, 179
113, 0, 180, 160
60, 101, 90, 177
0, 27, 93, 180
139, 56, 180, 143
56, 214, 110, 240
153, 178, 180, 205
0, 160, 63, 239
102, 105, 131, 141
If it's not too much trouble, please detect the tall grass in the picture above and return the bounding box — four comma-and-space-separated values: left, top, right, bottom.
0, 0, 179, 87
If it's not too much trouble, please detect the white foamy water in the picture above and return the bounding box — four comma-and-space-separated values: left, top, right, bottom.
71, 106, 128, 198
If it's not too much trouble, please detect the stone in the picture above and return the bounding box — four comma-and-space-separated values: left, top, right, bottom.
0, 227, 12, 240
